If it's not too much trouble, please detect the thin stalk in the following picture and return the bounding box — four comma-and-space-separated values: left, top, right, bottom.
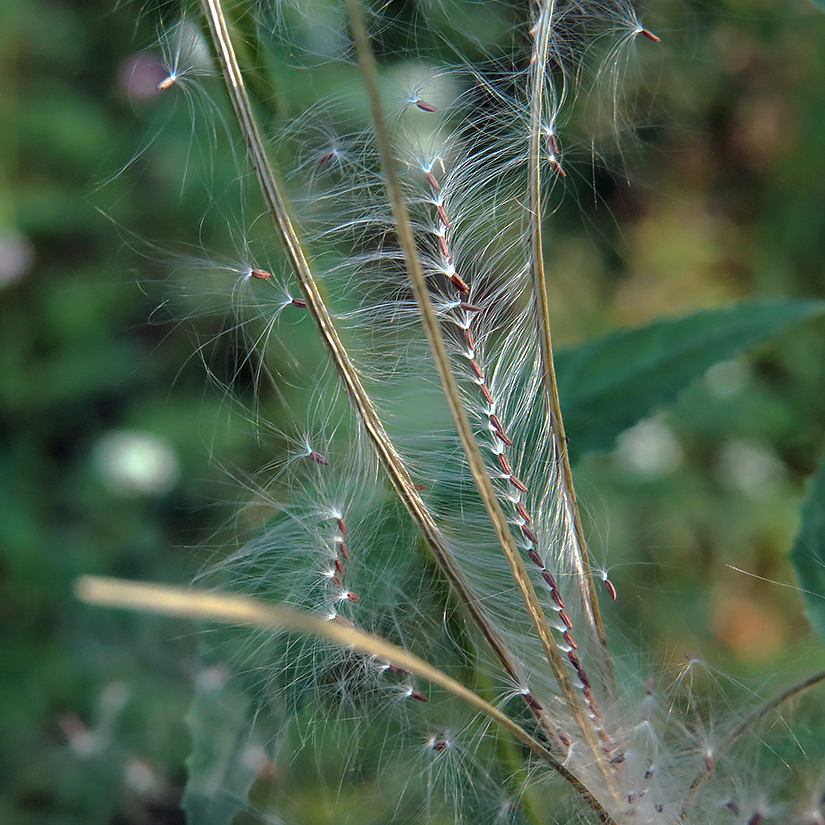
76, 576, 616, 825
198, 0, 563, 747
344, 0, 615, 785
527, 0, 612, 680
681, 668, 825, 818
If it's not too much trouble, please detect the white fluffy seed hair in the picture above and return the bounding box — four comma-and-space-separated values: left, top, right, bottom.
122, 0, 825, 823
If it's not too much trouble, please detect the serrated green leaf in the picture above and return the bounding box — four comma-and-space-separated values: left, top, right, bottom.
791, 456, 825, 646
556, 299, 825, 461
182, 668, 258, 825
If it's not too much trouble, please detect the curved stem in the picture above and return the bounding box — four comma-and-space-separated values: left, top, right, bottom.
344, 0, 615, 789
527, 0, 612, 683
199, 0, 561, 751
76, 576, 617, 825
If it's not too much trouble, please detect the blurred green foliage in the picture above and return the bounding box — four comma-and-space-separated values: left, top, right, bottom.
2, 0, 825, 823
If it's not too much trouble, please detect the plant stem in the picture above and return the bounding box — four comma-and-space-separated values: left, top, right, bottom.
528, 0, 612, 682
198, 0, 565, 750
76, 576, 617, 825
344, 0, 615, 789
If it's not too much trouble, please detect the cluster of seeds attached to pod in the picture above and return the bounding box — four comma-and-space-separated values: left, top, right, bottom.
420, 160, 608, 744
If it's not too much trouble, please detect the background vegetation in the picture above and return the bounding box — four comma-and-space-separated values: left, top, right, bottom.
2, 0, 825, 822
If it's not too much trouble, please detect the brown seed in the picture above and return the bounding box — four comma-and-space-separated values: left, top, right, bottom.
449, 272, 470, 294
250, 268, 272, 280
468, 359, 484, 379
541, 569, 557, 589
521, 523, 538, 544
438, 235, 450, 258
640, 28, 661, 42
459, 302, 483, 313
558, 609, 573, 629
604, 578, 617, 600
332, 614, 355, 628
387, 663, 410, 675
346, 591, 360, 602
463, 328, 475, 350
337, 541, 349, 559
291, 297, 307, 308
425, 170, 441, 192
415, 99, 438, 112
409, 689, 428, 702
496, 453, 513, 475
436, 203, 450, 227
568, 651, 581, 669
527, 547, 543, 568
309, 450, 328, 465
563, 630, 577, 649
523, 691, 543, 711
550, 588, 565, 608
331, 573, 342, 587
157, 75, 176, 91
431, 739, 448, 752
509, 475, 528, 493
334, 559, 344, 575
336, 518, 348, 536
514, 501, 530, 522
494, 428, 513, 446
478, 384, 494, 404
413, 483, 427, 491
550, 159, 566, 177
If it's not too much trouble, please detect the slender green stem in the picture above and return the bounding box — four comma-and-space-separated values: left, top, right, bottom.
344, 0, 614, 784
75, 576, 616, 825
198, 0, 563, 749
527, 0, 612, 682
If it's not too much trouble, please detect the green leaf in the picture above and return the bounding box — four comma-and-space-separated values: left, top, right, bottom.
791, 456, 825, 646
556, 299, 825, 461
183, 667, 259, 825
